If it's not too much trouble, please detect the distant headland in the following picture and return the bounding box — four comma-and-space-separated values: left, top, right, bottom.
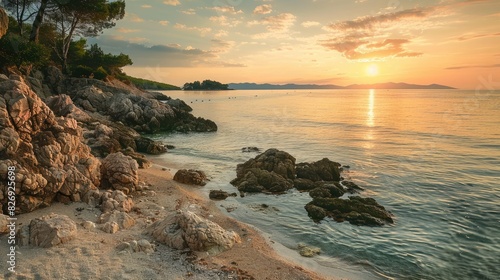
228, 82, 455, 90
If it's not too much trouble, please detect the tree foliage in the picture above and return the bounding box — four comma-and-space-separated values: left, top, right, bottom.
183, 80, 229, 90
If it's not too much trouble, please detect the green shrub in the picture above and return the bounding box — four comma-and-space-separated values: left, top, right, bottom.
94, 66, 108, 80
71, 65, 93, 78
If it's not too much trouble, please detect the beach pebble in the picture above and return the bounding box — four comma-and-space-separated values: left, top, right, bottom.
81, 221, 96, 230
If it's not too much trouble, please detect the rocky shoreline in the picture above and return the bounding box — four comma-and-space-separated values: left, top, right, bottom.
0, 69, 328, 279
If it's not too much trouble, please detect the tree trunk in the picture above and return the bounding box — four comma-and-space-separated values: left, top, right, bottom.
29, 0, 48, 42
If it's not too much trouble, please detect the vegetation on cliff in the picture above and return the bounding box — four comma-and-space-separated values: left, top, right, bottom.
0, 2, 177, 89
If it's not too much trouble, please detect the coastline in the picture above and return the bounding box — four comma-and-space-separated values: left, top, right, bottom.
1, 157, 330, 280
138, 159, 331, 280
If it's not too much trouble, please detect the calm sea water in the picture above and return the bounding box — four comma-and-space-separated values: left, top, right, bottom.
151, 89, 500, 280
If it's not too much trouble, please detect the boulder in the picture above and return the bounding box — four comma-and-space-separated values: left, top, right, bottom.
97, 210, 135, 230
209, 190, 237, 200
135, 137, 167, 155
305, 196, 393, 226
236, 149, 296, 180
100, 190, 134, 213
27, 214, 77, 247
100, 152, 139, 194
173, 169, 207, 186
230, 168, 293, 193
0, 77, 100, 213
298, 243, 321, 257
309, 181, 345, 198
0, 8, 8, 38
148, 210, 240, 253
296, 158, 341, 182
293, 178, 316, 191
121, 147, 152, 169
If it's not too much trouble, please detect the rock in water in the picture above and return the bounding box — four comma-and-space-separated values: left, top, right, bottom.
296, 158, 342, 182
100, 152, 139, 194
305, 196, 393, 226
209, 190, 237, 200
148, 210, 240, 254
231, 149, 296, 194
236, 148, 296, 180
230, 168, 294, 193
0, 77, 100, 213
27, 214, 77, 247
173, 169, 207, 186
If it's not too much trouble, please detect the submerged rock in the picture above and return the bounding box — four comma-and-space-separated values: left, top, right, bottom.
305, 196, 393, 226
298, 243, 321, 257
241, 147, 260, 153
174, 169, 207, 186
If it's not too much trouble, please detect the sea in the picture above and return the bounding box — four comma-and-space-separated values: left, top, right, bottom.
149, 88, 500, 280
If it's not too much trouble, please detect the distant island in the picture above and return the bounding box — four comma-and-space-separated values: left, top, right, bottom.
183, 80, 230, 90
228, 82, 455, 90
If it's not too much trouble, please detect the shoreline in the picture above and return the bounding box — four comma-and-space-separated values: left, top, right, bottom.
148, 155, 373, 280
140, 159, 331, 280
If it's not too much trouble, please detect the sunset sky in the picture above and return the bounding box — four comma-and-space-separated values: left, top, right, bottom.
90, 0, 500, 89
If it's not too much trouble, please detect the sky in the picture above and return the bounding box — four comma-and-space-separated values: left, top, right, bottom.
90, 0, 500, 89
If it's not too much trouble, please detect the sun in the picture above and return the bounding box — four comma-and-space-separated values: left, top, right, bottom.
366, 64, 379, 76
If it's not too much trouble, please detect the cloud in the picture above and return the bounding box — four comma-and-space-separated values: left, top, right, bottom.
211, 39, 236, 53
182, 9, 196, 15
214, 30, 229, 37
320, 7, 441, 60
321, 37, 422, 60
92, 36, 244, 68
326, 8, 434, 31
159, 21, 169, 26
302, 21, 320, 28
163, 0, 180, 6
209, 15, 241, 27
116, 28, 140, 33
207, 6, 243, 14
126, 13, 144, 23
456, 32, 500, 41
254, 13, 296, 32
445, 64, 500, 70
254, 4, 272, 15
174, 23, 212, 36
141, 5, 152, 8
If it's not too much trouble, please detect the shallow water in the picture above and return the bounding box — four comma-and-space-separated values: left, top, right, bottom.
153, 89, 500, 280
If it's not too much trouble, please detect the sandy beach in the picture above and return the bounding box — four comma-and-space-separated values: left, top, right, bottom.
1, 157, 332, 280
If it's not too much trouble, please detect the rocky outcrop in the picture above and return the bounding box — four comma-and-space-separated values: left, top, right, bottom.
230, 168, 294, 193
100, 153, 139, 194
148, 210, 240, 253
0, 77, 100, 213
296, 158, 341, 182
64, 78, 217, 133
173, 169, 207, 186
305, 196, 394, 226
231, 149, 296, 194
0, 8, 8, 38
232, 149, 393, 226
236, 149, 296, 180
19, 214, 77, 247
